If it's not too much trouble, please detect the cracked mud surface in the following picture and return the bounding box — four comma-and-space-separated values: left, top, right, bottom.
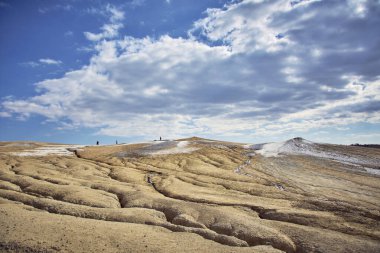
0, 138, 379, 252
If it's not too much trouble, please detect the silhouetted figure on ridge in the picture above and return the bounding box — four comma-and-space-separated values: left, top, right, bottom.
96, 141, 99, 145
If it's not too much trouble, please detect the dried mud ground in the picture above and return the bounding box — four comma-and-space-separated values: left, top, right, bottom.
0, 138, 379, 253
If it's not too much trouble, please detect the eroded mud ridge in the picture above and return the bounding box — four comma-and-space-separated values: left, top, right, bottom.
0, 138, 379, 252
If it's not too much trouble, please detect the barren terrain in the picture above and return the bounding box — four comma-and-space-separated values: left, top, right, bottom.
0, 137, 379, 252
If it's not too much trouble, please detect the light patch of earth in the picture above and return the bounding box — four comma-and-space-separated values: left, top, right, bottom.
250, 137, 380, 176
11, 145, 85, 157
148, 141, 199, 155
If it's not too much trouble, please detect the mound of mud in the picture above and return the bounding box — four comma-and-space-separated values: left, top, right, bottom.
0, 138, 379, 252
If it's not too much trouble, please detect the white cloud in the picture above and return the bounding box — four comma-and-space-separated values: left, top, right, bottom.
64, 31, 74, 37
38, 4, 72, 14
3, 0, 380, 142
84, 24, 123, 41
347, 0, 368, 18
189, 0, 293, 53
0, 111, 11, 117
21, 61, 40, 68
76, 46, 94, 53
281, 78, 380, 122
143, 86, 169, 97
84, 5, 124, 41
39, 58, 62, 65
21, 58, 62, 67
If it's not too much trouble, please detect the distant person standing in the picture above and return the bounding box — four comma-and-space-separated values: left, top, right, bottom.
96, 141, 99, 145
160, 136, 162, 141
116, 140, 118, 145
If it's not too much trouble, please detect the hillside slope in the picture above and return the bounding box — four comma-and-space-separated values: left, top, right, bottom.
0, 138, 379, 252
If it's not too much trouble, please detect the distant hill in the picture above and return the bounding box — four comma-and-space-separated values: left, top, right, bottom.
350, 144, 380, 149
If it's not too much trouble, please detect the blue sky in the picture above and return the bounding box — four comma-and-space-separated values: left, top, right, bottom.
1, 0, 380, 145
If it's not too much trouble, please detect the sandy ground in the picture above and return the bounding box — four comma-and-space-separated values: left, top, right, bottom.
0, 138, 379, 252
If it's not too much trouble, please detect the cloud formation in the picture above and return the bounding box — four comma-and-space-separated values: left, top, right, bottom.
83, 5, 124, 41
38, 58, 62, 65
38, 4, 72, 14
22, 58, 62, 67
2, 0, 380, 140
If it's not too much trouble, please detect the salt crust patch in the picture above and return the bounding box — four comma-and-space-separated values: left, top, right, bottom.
149, 141, 198, 155
247, 138, 380, 176
12, 145, 84, 157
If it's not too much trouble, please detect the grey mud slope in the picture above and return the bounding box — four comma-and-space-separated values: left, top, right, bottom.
0, 139, 379, 253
